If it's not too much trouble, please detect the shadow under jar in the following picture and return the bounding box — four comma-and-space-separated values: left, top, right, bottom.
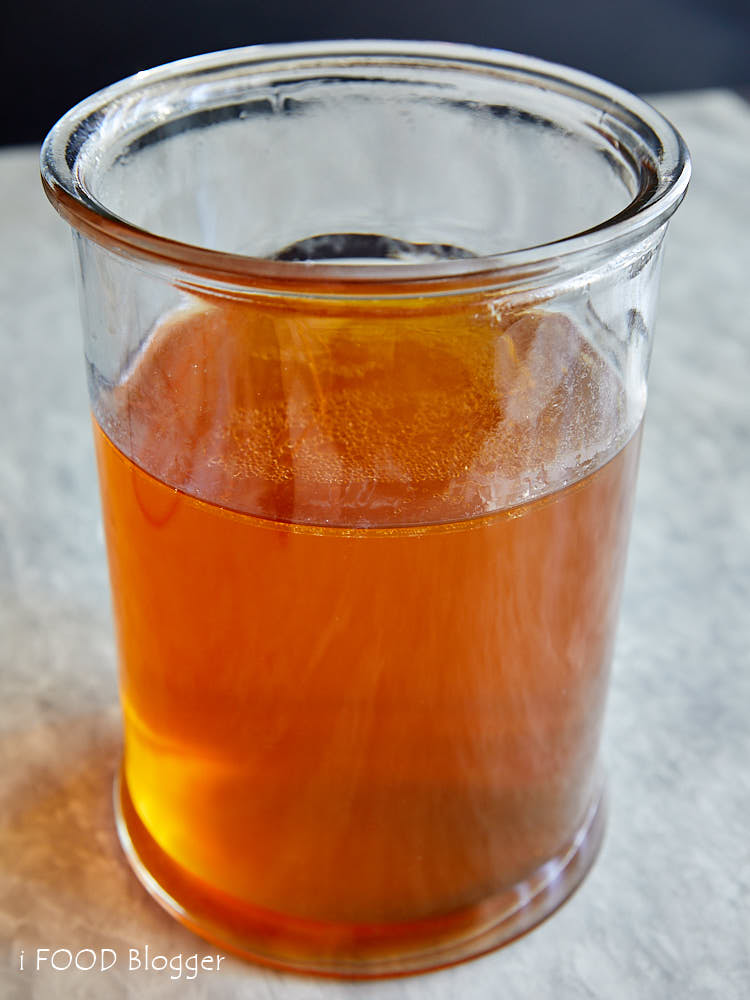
41, 41, 689, 977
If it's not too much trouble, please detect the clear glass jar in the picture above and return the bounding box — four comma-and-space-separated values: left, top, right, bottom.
41, 41, 689, 977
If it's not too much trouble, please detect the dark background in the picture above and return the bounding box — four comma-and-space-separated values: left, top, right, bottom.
4, 0, 749, 145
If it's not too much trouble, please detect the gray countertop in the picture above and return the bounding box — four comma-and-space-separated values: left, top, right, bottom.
1, 89, 749, 999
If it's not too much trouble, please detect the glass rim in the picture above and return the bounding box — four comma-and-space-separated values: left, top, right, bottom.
40, 39, 690, 295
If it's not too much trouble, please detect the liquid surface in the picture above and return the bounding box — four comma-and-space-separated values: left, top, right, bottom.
95, 297, 641, 961
98, 298, 628, 527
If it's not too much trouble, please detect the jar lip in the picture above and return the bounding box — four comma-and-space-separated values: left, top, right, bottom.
40, 39, 690, 294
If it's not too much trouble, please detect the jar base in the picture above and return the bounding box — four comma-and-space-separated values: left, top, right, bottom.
114, 769, 605, 979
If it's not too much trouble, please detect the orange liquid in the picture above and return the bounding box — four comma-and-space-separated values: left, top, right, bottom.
95, 297, 641, 971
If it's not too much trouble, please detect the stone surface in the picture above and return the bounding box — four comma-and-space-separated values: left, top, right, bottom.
1, 90, 748, 998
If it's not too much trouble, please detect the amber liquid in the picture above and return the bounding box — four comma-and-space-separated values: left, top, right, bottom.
95, 297, 641, 972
